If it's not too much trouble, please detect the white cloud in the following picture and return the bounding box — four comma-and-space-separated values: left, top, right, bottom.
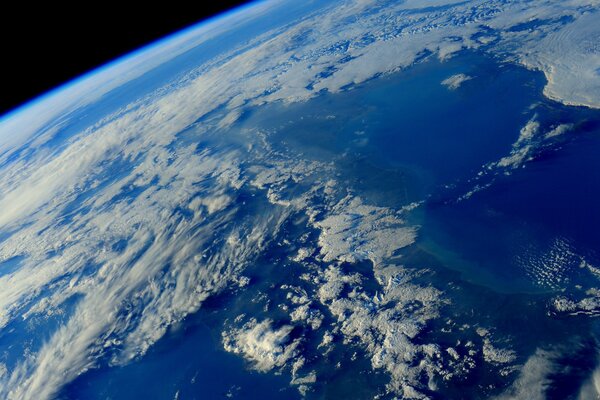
494, 349, 556, 400
441, 73, 472, 90
578, 359, 600, 400
497, 118, 540, 168
517, 11, 600, 109
544, 123, 574, 139
315, 195, 417, 266
222, 318, 300, 372
552, 288, 600, 316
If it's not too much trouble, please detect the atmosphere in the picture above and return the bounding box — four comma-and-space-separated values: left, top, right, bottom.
1, 1, 251, 115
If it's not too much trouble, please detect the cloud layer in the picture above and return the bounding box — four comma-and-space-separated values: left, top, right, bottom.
0, 0, 599, 398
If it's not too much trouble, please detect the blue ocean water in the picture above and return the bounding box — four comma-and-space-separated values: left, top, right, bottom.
421, 89, 600, 294
56, 50, 600, 399
62, 305, 299, 400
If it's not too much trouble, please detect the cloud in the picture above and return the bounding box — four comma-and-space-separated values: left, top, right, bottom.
441, 73, 472, 90
544, 123, 574, 139
494, 349, 556, 400
222, 318, 300, 372
496, 118, 540, 168
578, 359, 600, 399
516, 11, 600, 109
315, 195, 417, 266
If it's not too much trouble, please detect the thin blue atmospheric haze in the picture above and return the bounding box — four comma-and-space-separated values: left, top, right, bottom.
0, 1, 261, 122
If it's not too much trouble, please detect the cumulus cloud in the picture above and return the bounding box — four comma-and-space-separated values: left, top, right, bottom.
315, 195, 417, 266
497, 118, 540, 168
223, 318, 300, 372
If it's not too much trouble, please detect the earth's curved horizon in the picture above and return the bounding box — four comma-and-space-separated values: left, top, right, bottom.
1, 1, 600, 399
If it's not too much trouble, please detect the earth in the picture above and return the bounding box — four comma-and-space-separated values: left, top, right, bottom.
1, 1, 600, 399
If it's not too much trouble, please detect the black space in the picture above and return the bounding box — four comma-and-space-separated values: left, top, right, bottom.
0, 1, 252, 116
